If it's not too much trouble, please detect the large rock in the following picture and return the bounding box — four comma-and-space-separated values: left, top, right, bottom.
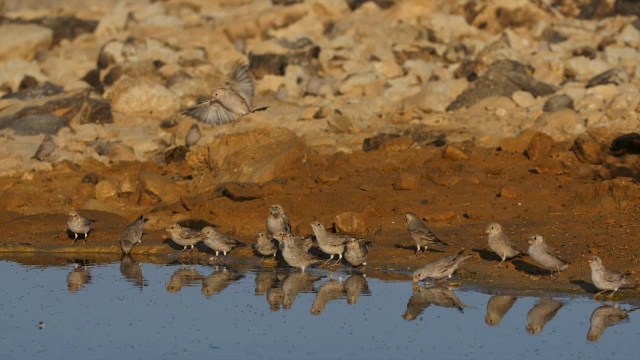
208, 128, 308, 184
136, 172, 181, 205
108, 77, 180, 118
0, 24, 53, 61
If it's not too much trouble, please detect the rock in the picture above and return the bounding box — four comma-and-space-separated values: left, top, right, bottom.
572, 136, 604, 165
610, 133, 640, 156
393, 172, 421, 190
511, 90, 536, 108
404, 79, 468, 113
524, 132, 554, 161
534, 108, 585, 141
118, 175, 136, 196
333, 212, 367, 233
0, 114, 67, 135
207, 128, 308, 184
95, 180, 118, 200
447, 60, 556, 111
213, 182, 265, 201
108, 77, 180, 118
586, 68, 629, 88
2, 82, 64, 100
185, 146, 209, 170
0, 24, 53, 61
500, 184, 524, 199
347, 0, 395, 11
381, 136, 414, 152
137, 172, 181, 205
165, 146, 189, 164
81, 173, 103, 185
362, 133, 401, 152
543, 94, 574, 112
95, 0, 131, 38
442, 145, 468, 161
424, 169, 462, 187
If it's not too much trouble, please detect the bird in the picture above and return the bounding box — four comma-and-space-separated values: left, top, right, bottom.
185, 123, 201, 146
412, 250, 472, 283
310, 221, 350, 266
344, 238, 372, 267
119, 215, 148, 255
254, 232, 278, 259
266, 205, 291, 236
272, 232, 313, 252
165, 223, 202, 256
485, 295, 518, 326
32, 134, 55, 161
200, 226, 245, 259
403, 213, 449, 256
67, 210, 96, 243
183, 63, 268, 125
588, 256, 635, 298
281, 233, 319, 272
486, 222, 522, 267
527, 235, 569, 274
526, 298, 563, 335
587, 304, 639, 342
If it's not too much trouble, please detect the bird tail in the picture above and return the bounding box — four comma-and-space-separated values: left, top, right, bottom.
435, 237, 449, 246
237, 241, 247, 247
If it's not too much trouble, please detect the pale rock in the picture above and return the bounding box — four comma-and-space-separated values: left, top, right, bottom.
525, 132, 554, 161
119, 174, 136, 195
0, 60, 47, 92
427, 15, 478, 43
108, 76, 180, 118
604, 47, 640, 67
618, 23, 640, 47
333, 212, 367, 233
338, 72, 382, 97
256, 74, 285, 94
374, 59, 403, 79
609, 88, 640, 111
185, 146, 209, 170
95, 180, 118, 200
403, 59, 439, 82
586, 84, 620, 102
530, 51, 564, 85
500, 184, 524, 199
442, 145, 468, 161
207, 128, 308, 184
564, 57, 612, 81
0, 24, 53, 61
534, 108, 586, 141
512, 91, 536, 108
95, 0, 131, 38
575, 94, 605, 113
571, 136, 604, 165
137, 172, 181, 205
403, 79, 468, 113
393, 172, 421, 190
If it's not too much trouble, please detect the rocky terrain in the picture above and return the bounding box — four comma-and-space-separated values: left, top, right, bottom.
0, 0, 640, 297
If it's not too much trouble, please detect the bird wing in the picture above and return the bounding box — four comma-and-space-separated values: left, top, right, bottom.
81, 217, 96, 226
228, 63, 254, 106
412, 225, 448, 245
602, 269, 625, 284
283, 215, 292, 234
541, 243, 567, 263
184, 100, 236, 125
180, 227, 201, 240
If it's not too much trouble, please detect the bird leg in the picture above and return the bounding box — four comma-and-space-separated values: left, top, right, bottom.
321, 255, 334, 267
83, 233, 89, 244
608, 289, 618, 299
593, 290, 607, 299
495, 256, 505, 268
188, 245, 195, 254
179, 247, 187, 257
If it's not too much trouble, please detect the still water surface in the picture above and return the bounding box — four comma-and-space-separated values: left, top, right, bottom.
1, 259, 639, 359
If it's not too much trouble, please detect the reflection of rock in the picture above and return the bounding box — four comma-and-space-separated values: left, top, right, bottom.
403, 285, 466, 321
587, 305, 638, 342
165, 267, 205, 293
311, 278, 346, 315
120, 255, 144, 288
345, 274, 370, 305
526, 298, 563, 335
67, 264, 91, 293
485, 295, 517, 326
282, 272, 320, 310
201, 268, 244, 297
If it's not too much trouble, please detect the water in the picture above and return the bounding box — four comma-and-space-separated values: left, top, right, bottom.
1, 259, 639, 359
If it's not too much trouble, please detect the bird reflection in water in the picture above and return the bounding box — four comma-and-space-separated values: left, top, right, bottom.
201, 267, 244, 297
120, 255, 145, 289
587, 304, 638, 342
403, 285, 467, 321
345, 274, 370, 305
485, 295, 518, 326
526, 298, 563, 335
67, 262, 91, 293
166, 266, 205, 293
311, 276, 346, 315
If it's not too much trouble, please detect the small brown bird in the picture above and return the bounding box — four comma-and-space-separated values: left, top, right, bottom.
272, 232, 313, 252
403, 213, 449, 256
184, 63, 268, 125
266, 205, 291, 236
165, 223, 201, 256
282, 234, 319, 272
486, 222, 522, 267
344, 238, 372, 267
588, 256, 636, 298
527, 235, 569, 275
185, 123, 201, 146
254, 232, 278, 259
32, 134, 55, 161
201, 226, 245, 260
67, 210, 96, 243
412, 250, 472, 283
119, 215, 148, 255
310, 221, 350, 266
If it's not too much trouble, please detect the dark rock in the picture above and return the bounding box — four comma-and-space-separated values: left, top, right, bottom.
543, 94, 574, 112
453, 60, 478, 80
165, 146, 189, 164
540, 28, 567, 44
392, 45, 438, 65
1, 82, 63, 100
362, 133, 401, 152
103, 65, 125, 86
572, 46, 597, 59
586, 68, 629, 88
578, 0, 602, 19
18, 75, 39, 90
610, 133, 640, 156
272, 0, 304, 6
572, 136, 604, 165
0, 114, 67, 135
446, 60, 556, 111
82, 68, 104, 94
346, 0, 395, 10
214, 182, 265, 201
0, 16, 97, 46
615, 0, 640, 15
248, 53, 288, 79
81, 173, 103, 185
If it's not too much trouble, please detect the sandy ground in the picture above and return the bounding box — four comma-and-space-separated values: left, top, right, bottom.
1, 141, 639, 299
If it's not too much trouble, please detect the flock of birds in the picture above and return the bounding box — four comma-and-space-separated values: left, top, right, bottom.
65, 204, 637, 300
